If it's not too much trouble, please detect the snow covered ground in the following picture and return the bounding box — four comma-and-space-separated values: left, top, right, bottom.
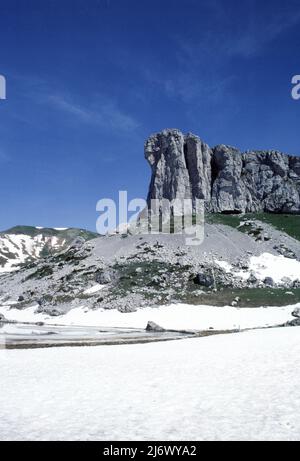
1, 326, 300, 441
217, 252, 300, 283
0, 302, 297, 330
0, 232, 64, 273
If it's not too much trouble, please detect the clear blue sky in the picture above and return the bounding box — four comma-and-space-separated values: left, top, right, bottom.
1, 0, 300, 231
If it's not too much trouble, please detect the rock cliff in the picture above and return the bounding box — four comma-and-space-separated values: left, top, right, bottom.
145, 129, 300, 213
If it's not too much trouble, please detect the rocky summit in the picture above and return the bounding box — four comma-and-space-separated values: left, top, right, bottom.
145, 129, 300, 214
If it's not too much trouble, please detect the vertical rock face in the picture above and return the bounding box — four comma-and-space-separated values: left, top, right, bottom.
145, 129, 212, 205
145, 129, 191, 203
145, 129, 300, 213
211, 144, 246, 213
184, 133, 212, 203
240, 151, 300, 213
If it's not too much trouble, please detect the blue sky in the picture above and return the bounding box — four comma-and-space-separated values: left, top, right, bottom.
1, 0, 300, 231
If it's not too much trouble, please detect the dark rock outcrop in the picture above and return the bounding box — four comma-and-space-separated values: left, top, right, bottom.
292, 307, 300, 318
145, 129, 300, 214
95, 270, 112, 284
263, 277, 274, 287
193, 273, 214, 288
0, 313, 6, 322
145, 321, 165, 332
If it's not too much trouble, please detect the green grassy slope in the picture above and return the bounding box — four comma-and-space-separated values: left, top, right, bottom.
206, 213, 300, 241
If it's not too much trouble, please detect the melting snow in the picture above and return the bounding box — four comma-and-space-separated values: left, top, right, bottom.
0, 302, 297, 331
218, 253, 300, 284
0, 233, 65, 272
83, 284, 105, 295
215, 260, 232, 272
1, 327, 300, 440
249, 253, 300, 283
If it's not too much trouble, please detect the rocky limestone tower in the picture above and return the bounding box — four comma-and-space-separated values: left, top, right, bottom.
145, 128, 300, 214
145, 129, 212, 208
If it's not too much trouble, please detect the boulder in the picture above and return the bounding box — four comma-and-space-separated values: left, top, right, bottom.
292, 307, 300, 318
287, 318, 300, 326
248, 273, 258, 284
0, 313, 6, 322
95, 270, 112, 284
70, 236, 86, 249
145, 321, 165, 332
193, 273, 214, 288
263, 277, 274, 287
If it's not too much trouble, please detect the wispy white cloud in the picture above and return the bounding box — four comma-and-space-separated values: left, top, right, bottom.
12, 74, 139, 133
46, 94, 139, 132
145, 67, 236, 106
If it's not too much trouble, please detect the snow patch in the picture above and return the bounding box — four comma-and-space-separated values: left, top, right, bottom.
83, 284, 105, 295
0, 302, 297, 331
216, 253, 300, 284
0, 233, 67, 272
215, 260, 232, 272
248, 253, 300, 283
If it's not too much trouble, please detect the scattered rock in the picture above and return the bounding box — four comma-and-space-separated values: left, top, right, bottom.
281, 277, 292, 287
273, 244, 296, 259
264, 277, 274, 287
193, 273, 214, 288
70, 236, 86, 249
0, 313, 6, 322
145, 321, 165, 332
263, 234, 271, 241
95, 270, 112, 284
248, 273, 258, 284
286, 318, 300, 326
292, 307, 300, 318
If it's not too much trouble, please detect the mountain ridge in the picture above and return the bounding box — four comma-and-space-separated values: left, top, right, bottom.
145, 128, 300, 214
0, 226, 98, 273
